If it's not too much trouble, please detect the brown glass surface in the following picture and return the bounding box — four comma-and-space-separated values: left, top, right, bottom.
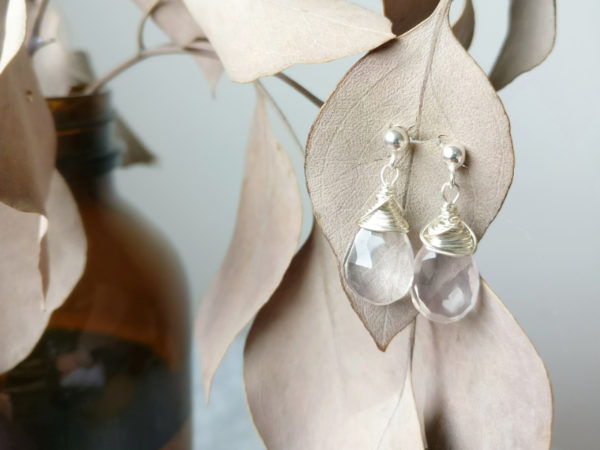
0, 93, 191, 450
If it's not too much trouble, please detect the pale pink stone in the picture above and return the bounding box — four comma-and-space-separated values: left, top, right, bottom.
411, 247, 480, 323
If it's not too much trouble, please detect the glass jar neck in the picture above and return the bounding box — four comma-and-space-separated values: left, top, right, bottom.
47, 91, 122, 202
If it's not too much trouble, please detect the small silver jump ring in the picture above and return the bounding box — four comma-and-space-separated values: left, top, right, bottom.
441, 181, 460, 204
380, 164, 400, 187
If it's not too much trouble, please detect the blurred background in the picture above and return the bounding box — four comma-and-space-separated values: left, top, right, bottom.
51, 0, 600, 448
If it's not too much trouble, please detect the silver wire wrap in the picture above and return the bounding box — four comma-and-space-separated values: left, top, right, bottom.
419, 139, 478, 256
359, 127, 410, 233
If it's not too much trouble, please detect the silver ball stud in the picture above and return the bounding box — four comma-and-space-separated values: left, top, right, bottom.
384, 126, 409, 151
442, 144, 466, 171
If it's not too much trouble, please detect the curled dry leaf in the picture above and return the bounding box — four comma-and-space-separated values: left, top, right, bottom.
196, 87, 303, 396
452, 0, 474, 50
0, 49, 55, 214
490, 0, 556, 90
412, 281, 553, 449
0, 171, 87, 373
0, 0, 26, 74
182, 0, 395, 83
383, 0, 439, 36
132, 0, 223, 91
245, 228, 421, 449
305, 0, 514, 349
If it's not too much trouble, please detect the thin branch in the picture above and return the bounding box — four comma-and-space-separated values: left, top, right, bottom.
255, 80, 305, 157
27, 0, 50, 55
274, 73, 324, 108
85, 44, 217, 94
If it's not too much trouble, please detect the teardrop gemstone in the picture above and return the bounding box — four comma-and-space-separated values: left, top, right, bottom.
343, 228, 414, 305
411, 247, 480, 323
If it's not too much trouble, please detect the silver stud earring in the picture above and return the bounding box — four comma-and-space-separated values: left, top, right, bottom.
411, 141, 480, 323
343, 126, 415, 305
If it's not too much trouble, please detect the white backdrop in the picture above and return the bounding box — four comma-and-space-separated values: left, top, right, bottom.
53, 0, 600, 448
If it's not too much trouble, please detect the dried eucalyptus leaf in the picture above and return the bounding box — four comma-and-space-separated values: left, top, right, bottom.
196, 88, 303, 396
383, 0, 439, 36
0, 49, 55, 214
412, 281, 553, 449
0, 0, 26, 74
334, 367, 425, 449
0, 171, 86, 373
182, 0, 395, 83
452, 0, 474, 50
305, 0, 514, 349
132, 0, 223, 91
489, 0, 556, 90
244, 228, 419, 450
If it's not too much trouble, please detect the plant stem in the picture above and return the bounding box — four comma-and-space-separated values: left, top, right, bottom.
274, 73, 324, 108
84, 44, 217, 94
87, 44, 324, 110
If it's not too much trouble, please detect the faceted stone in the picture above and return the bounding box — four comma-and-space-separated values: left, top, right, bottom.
343, 228, 414, 305
411, 247, 480, 323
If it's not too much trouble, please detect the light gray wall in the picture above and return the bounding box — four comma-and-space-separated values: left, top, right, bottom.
53, 0, 600, 448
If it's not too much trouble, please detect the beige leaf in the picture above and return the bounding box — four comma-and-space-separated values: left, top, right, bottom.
489, 0, 556, 90
305, 0, 514, 349
412, 281, 553, 448
115, 117, 156, 166
334, 367, 425, 449
383, 0, 439, 36
196, 87, 303, 396
0, 0, 26, 74
244, 228, 419, 450
0, 49, 55, 214
182, 0, 394, 83
132, 0, 223, 91
452, 0, 474, 50
0, 170, 87, 373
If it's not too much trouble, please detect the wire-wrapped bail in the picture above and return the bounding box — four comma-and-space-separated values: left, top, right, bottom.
358, 185, 409, 233
420, 202, 477, 256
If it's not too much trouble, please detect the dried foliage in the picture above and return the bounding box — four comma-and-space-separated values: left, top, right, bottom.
490, 0, 556, 90
0, 171, 86, 373
132, 0, 223, 91
245, 229, 414, 449
0, 0, 559, 446
383, 0, 438, 36
306, 0, 514, 348
412, 281, 552, 449
182, 0, 395, 82
196, 87, 303, 395
245, 229, 552, 448
0, 49, 55, 214
0, 3, 86, 372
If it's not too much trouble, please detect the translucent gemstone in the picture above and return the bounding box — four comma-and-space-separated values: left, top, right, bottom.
411, 247, 480, 323
343, 228, 414, 305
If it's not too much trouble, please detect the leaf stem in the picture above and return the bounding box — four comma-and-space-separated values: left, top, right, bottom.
274, 73, 324, 108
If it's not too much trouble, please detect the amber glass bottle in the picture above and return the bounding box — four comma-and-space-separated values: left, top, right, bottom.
0, 93, 191, 450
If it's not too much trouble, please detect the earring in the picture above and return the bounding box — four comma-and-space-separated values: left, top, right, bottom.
343, 126, 415, 305
411, 141, 480, 323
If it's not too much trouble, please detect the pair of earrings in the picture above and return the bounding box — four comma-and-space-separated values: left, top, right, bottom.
343, 126, 480, 324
